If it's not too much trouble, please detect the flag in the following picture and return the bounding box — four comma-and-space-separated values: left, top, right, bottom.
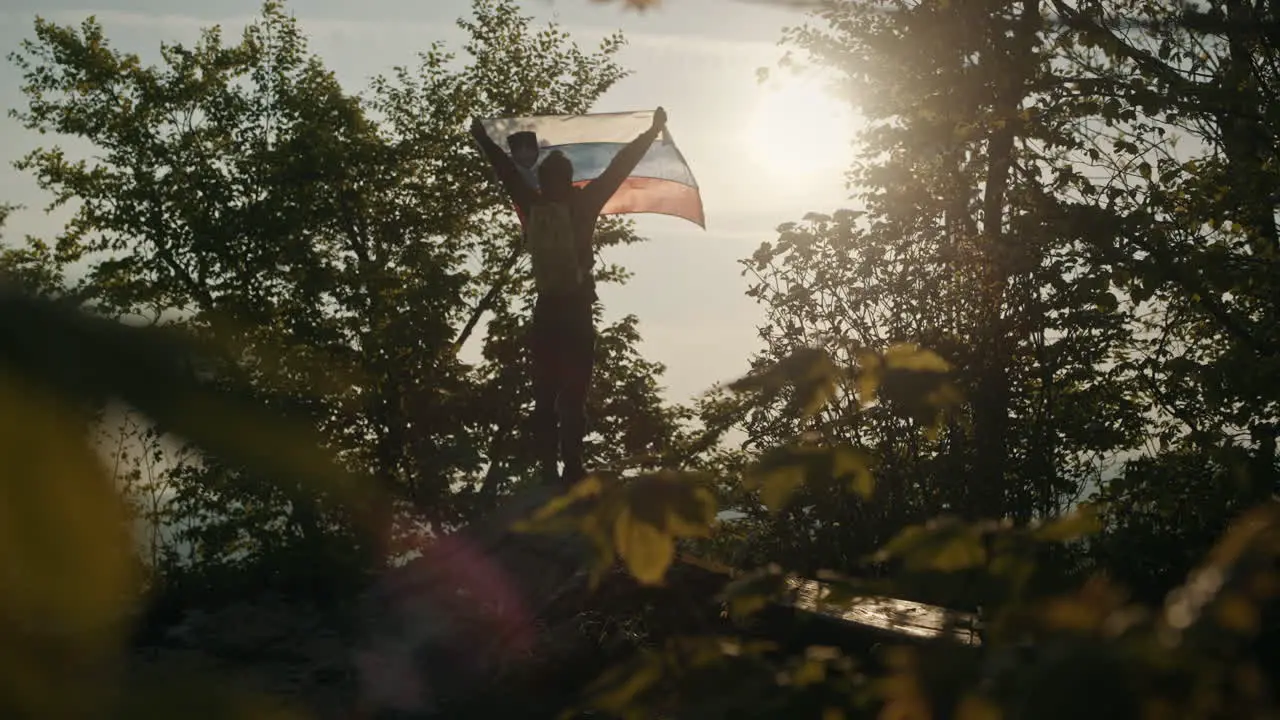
478, 110, 706, 228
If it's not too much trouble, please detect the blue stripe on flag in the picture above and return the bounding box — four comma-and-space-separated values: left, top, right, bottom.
530, 141, 699, 188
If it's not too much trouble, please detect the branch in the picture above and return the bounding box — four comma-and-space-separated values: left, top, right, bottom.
452, 243, 522, 354
1049, 0, 1212, 103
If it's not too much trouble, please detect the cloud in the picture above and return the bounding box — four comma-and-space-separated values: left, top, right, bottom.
561, 21, 785, 60
11, 8, 451, 40
12, 8, 255, 30
5, 8, 781, 60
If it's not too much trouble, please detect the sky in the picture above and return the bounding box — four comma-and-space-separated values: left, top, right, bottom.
0, 0, 860, 404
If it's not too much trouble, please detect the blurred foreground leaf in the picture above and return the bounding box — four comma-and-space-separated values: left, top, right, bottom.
718, 563, 791, 620
0, 287, 389, 715
745, 443, 876, 512
728, 347, 840, 417
1032, 504, 1102, 543
874, 517, 989, 572
516, 470, 718, 586
0, 289, 383, 531
0, 371, 138, 717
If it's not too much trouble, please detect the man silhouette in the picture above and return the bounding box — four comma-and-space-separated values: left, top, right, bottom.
471, 108, 667, 485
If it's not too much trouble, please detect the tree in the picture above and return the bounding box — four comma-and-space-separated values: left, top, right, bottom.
707, 0, 1147, 593
3, 0, 690, 582
1014, 0, 1280, 594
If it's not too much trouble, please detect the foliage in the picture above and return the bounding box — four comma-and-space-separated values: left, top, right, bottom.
2, 0, 691, 588
516, 468, 718, 586
5, 0, 1280, 717
529, 343, 1280, 720
1037, 0, 1280, 596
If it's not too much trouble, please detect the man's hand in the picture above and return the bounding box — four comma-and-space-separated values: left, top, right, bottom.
470, 117, 487, 138
651, 106, 667, 132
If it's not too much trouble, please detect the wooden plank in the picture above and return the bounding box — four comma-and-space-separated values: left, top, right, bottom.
671, 553, 981, 646
785, 577, 982, 646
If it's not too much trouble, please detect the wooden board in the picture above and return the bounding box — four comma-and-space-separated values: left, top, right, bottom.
785, 577, 982, 646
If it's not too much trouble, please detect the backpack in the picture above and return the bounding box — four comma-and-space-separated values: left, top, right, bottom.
525, 201, 584, 295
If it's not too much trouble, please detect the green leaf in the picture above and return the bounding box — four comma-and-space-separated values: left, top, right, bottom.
745, 443, 876, 510
0, 373, 139, 717
871, 343, 961, 430
797, 372, 839, 417
1096, 290, 1119, 313
1033, 504, 1102, 543
883, 343, 951, 373
789, 658, 827, 687
522, 474, 605, 525
626, 470, 717, 538
875, 518, 988, 572
663, 484, 718, 537
719, 564, 789, 619
758, 464, 806, 512
613, 505, 675, 585
832, 445, 875, 499
929, 533, 988, 572
856, 350, 882, 406
728, 347, 841, 417
573, 653, 665, 718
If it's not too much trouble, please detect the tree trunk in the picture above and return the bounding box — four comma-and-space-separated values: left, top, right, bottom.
969, 0, 1040, 520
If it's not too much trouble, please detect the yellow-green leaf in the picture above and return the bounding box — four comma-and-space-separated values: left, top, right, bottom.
797, 373, 838, 417
883, 343, 951, 373
876, 520, 987, 572
626, 471, 717, 538
728, 592, 772, 620
1033, 504, 1101, 543
929, 534, 987, 572
576, 655, 664, 718
832, 445, 875, 499
613, 506, 675, 585
791, 658, 827, 687
923, 420, 944, 443
720, 565, 789, 620
1215, 594, 1261, 634
664, 484, 717, 538
956, 694, 1003, 720
876, 524, 929, 561
531, 474, 604, 521
856, 350, 882, 405
758, 465, 805, 512
0, 375, 139, 717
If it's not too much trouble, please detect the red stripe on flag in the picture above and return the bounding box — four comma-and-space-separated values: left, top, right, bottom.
508, 178, 706, 229
576, 177, 706, 228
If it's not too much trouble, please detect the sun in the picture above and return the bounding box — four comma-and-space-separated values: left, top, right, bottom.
743, 73, 854, 183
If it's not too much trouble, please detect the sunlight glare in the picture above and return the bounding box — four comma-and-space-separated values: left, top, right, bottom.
743, 73, 854, 185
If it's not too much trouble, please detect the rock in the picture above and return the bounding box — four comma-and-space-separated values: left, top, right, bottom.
127, 592, 361, 719
351, 485, 601, 717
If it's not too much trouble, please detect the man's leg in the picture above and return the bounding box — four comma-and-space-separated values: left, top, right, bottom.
530, 298, 561, 485
558, 299, 596, 485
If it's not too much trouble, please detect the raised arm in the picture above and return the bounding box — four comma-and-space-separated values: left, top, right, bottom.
470, 118, 536, 213
581, 107, 667, 214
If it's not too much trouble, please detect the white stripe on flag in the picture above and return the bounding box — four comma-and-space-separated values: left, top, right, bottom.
480, 111, 657, 147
